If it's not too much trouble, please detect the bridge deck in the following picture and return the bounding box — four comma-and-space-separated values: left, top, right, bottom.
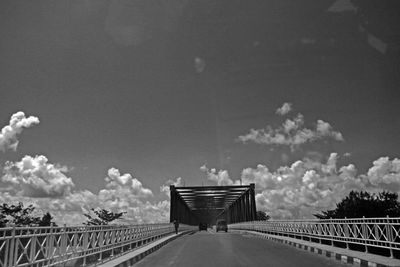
133, 230, 350, 267
240, 230, 400, 267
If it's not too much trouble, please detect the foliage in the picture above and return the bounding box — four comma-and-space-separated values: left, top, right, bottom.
0, 202, 57, 227
39, 212, 57, 226
256, 211, 270, 221
0, 213, 7, 227
84, 208, 126, 225
314, 191, 400, 219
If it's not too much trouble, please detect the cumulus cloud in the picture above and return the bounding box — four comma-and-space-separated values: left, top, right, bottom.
96, 167, 156, 221
83, 167, 169, 224
276, 102, 292, 115
241, 154, 400, 219
200, 165, 236, 186
90, 167, 168, 224
366, 157, 400, 188
1, 155, 75, 197
316, 120, 344, 141
119, 199, 170, 224
103, 167, 153, 198
3, 153, 400, 224
199, 164, 208, 172
238, 113, 344, 150
160, 177, 183, 197
0, 111, 39, 152
1, 158, 169, 225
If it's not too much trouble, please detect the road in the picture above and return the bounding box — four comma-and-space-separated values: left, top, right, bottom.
134, 230, 351, 267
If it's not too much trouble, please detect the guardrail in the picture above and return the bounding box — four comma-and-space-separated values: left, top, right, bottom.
229, 217, 400, 258
0, 223, 195, 267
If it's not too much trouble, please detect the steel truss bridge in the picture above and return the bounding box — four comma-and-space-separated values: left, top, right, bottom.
169, 184, 257, 225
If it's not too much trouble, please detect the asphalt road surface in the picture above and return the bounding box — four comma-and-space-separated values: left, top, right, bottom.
134, 230, 351, 267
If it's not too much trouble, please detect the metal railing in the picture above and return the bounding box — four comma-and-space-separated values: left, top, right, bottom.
230, 217, 400, 258
0, 223, 195, 267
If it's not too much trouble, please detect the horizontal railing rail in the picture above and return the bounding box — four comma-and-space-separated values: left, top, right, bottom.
229, 217, 400, 258
0, 223, 196, 267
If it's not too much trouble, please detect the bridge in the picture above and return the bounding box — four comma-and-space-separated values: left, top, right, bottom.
1, 185, 400, 266
169, 184, 257, 225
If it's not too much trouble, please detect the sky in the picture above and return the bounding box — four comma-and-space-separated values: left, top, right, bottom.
1, 0, 400, 225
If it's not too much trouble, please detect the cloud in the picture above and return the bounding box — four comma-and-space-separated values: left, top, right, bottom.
103, 167, 153, 198
160, 177, 183, 197
194, 57, 206, 73
119, 200, 170, 224
3, 153, 400, 224
238, 113, 344, 150
1, 157, 168, 225
240, 154, 400, 219
276, 102, 292, 115
81, 167, 169, 224
200, 164, 208, 172
316, 120, 344, 141
200, 165, 236, 186
343, 152, 352, 157
89, 167, 168, 224
339, 164, 357, 178
366, 157, 400, 188
1, 155, 75, 197
0, 111, 39, 152
97, 167, 154, 216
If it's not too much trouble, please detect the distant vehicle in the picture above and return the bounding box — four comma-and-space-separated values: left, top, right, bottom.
216, 220, 228, 232
199, 222, 207, 231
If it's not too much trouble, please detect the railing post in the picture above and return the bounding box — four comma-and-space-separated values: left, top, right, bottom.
72, 227, 78, 255
47, 224, 54, 263
3, 229, 10, 267
82, 227, 89, 267
98, 227, 104, 261
344, 217, 349, 249
110, 227, 115, 257
7, 226, 16, 267
60, 224, 67, 263
317, 223, 322, 244
385, 215, 394, 258
362, 216, 369, 253
29, 227, 37, 264
329, 218, 334, 246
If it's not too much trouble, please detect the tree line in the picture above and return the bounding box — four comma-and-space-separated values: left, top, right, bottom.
0, 203, 125, 227
1, 190, 400, 227
258, 190, 400, 220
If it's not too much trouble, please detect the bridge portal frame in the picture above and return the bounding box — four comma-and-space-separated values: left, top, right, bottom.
170, 184, 256, 225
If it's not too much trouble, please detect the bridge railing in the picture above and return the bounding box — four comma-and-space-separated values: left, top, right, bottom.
0, 223, 195, 267
229, 217, 400, 258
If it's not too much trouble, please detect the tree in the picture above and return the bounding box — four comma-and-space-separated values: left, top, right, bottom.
0, 202, 56, 227
314, 191, 400, 219
256, 211, 270, 221
0, 202, 39, 226
0, 213, 7, 228
39, 212, 57, 226
84, 208, 126, 225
